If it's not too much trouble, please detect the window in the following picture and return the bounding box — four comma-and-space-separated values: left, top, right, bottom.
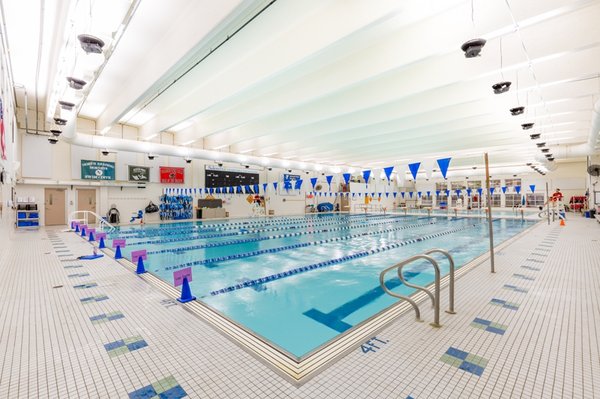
467, 180, 482, 189
505, 178, 521, 188
505, 194, 521, 207
491, 194, 502, 207
526, 193, 545, 208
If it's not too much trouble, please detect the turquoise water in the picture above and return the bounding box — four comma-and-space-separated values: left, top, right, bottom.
109, 214, 536, 358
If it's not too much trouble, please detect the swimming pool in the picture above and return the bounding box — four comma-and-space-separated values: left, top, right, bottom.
108, 214, 536, 359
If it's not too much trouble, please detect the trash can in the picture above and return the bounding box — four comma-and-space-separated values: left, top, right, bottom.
584, 210, 590, 218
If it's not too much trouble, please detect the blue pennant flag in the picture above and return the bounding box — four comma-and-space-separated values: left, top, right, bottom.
408, 162, 421, 181
529, 184, 535, 193
209, 188, 214, 194
401, 192, 405, 198
393, 192, 397, 198
236, 186, 243, 194
409, 192, 413, 198
326, 175, 333, 190
273, 182, 278, 191
342, 173, 351, 185
445, 189, 450, 197
490, 187, 495, 194
371, 192, 375, 198
477, 188, 483, 196
436, 157, 451, 179
435, 190, 440, 197
245, 185, 251, 194
358, 192, 362, 197
254, 184, 259, 193
501, 186, 507, 194
466, 188, 472, 196
385, 192, 389, 198
378, 193, 382, 198
229, 186, 234, 194
426, 191, 431, 198
383, 166, 394, 182
262, 183, 268, 193
417, 191, 422, 198
515, 185, 521, 194
362, 170, 371, 187
216, 187, 221, 194
352, 192, 355, 197
310, 177, 318, 189
456, 189, 461, 196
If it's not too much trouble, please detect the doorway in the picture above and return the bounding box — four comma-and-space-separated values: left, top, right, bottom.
44, 188, 66, 226
77, 189, 97, 223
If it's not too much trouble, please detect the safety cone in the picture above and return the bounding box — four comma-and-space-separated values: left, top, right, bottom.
75, 224, 80, 233
135, 256, 146, 274
89, 231, 95, 242
560, 219, 565, 226
177, 277, 196, 303
115, 245, 123, 259
81, 227, 86, 237
99, 237, 106, 249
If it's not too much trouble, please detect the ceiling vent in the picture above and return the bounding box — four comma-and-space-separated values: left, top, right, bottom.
461, 38, 486, 58
521, 123, 534, 130
77, 34, 105, 54
529, 133, 541, 139
66, 77, 87, 90
492, 81, 511, 94
53, 117, 67, 126
536, 142, 546, 147
510, 106, 524, 115
541, 148, 550, 153
58, 100, 75, 111
50, 129, 62, 136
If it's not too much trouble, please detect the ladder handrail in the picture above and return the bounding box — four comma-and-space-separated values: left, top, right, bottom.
424, 248, 456, 314
379, 248, 457, 328
379, 254, 441, 326
68, 210, 116, 232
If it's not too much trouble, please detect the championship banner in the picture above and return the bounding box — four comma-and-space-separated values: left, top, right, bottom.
160, 166, 184, 184
128, 165, 150, 182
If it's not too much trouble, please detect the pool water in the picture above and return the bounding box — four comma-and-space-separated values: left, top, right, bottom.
109, 214, 536, 358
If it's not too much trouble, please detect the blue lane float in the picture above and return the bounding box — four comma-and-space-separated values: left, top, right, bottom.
164, 220, 440, 271
126, 215, 420, 247
112, 213, 400, 239
148, 218, 437, 256
209, 223, 480, 296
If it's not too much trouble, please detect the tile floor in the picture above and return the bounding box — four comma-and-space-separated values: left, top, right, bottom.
0, 215, 598, 398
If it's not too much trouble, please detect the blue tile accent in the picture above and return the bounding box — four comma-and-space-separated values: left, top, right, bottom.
126, 340, 148, 351
107, 314, 125, 321
128, 385, 157, 399
459, 361, 485, 376
486, 327, 506, 335
472, 317, 491, 325
158, 385, 187, 399
89, 314, 106, 321
445, 347, 469, 360
104, 340, 125, 351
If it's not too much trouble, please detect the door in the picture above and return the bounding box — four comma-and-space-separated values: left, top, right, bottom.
77, 189, 97, 224
45, 188, 66, 226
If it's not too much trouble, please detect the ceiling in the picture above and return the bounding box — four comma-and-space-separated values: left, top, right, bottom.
3, 0, 600, 171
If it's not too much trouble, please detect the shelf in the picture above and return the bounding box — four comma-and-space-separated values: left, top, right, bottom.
18, 218, 39, 221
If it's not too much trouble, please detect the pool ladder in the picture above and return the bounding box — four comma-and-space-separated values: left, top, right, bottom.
379, 248, 455, 328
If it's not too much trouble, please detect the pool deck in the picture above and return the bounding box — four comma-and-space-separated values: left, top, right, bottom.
0, 215, 598, 398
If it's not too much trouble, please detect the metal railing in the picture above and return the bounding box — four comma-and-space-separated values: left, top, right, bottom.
379, 248, 455, 328
68, 211, 116, 233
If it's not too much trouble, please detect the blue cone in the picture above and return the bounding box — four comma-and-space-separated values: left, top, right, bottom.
89, 231, 95, 242
177, 277, 196, 303
136, 256, 146, 274
70, 221, 75, 229
75, 224, 80, 233
115, 245, 123, 259
81, 228, 86, 237
99, 237, 105, 249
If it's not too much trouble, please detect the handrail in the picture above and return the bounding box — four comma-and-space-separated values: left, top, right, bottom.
424, 248, 456, 314
379, 248, 457, 328
379, 254, 441, 327
68, 210, 116, 232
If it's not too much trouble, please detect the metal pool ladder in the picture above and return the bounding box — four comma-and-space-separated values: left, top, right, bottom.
379, 248, 455, 328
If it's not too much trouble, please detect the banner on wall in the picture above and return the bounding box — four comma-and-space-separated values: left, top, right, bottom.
81, 160, 115, 180
160, 166, 185, 184
128, 165, 150, 182
0, 97, 6, 160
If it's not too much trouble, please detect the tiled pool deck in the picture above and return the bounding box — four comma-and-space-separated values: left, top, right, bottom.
0, 215, 598, 398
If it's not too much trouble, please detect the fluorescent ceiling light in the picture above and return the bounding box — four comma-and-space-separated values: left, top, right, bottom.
180, 139, 196, 146
212, 144, 228, 150
238, 148, 255, 154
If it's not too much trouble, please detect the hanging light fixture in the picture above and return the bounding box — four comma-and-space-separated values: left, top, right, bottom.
66, 76, 87, 90
521, 123, 534, 130
461, 0, 486, 58
510, 106, 524, 115
77, 34, 105, 54
492, 37, 511, 94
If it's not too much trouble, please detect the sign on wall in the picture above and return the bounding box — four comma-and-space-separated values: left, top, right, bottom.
128, 165, 150, 182
160, 166, 184, 184
81, 160, 115, 180
280, 173, 301, 195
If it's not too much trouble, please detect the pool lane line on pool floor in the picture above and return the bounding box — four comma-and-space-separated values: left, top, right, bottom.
162, 220, 440, 270
147, 218, 438, 256
207, 222, 482, 297
123, 214, 424, 247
